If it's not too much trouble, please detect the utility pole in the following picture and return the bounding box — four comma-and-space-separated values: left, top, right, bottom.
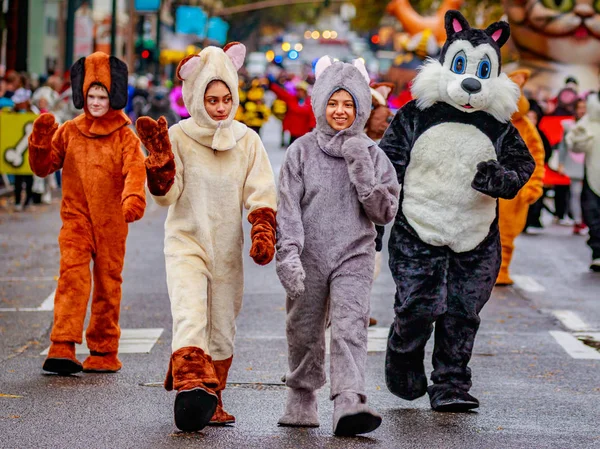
65, 0, 76, 69
155, 0, 161, 84
110, 0, 117, 55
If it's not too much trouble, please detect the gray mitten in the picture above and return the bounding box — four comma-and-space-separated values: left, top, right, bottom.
276, 255, 306, 299
341, 136, 375, 197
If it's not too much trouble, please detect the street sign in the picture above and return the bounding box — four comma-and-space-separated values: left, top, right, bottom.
0, 112, 37, 176
135, 0, 161, 12
176, 6, 208, 38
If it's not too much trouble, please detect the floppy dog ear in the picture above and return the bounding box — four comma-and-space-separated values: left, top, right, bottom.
109, 56, 129, 110
176, 54, 201, 81
70, 57, 86, 109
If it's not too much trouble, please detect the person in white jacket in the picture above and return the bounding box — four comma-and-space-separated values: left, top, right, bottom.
136, 42, 277, 432
567, 92, 600, 271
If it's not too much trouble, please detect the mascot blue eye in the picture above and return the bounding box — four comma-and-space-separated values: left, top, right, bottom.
477, 60, 491, 79
451, 53, 467, 74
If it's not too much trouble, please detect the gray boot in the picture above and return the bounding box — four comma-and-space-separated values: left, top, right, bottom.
278, 388, 320, 427
332, 392, 382, 436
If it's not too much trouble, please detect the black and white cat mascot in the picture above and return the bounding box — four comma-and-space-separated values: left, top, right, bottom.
379, 10, 535, 412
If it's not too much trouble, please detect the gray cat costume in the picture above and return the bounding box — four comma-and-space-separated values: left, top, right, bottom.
276, 57, 400, 436
379, 11, 535, 412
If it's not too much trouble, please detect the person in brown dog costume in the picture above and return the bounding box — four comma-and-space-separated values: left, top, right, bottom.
135, 42, 277, 432
28, 52, 146, 375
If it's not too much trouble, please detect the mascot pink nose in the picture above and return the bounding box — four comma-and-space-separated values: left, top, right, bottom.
461, 78, 482, 94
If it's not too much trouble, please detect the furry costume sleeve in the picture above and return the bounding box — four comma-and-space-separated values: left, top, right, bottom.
379, 103, 416, 187
28, 113, 64, 177
518, 116, 545, 204
567, 117, 594, 154
275, 146, 306, 297
243, 132, 278, 266
121, 127, 147, 223
341, 136, 400, 225
471, 124, 534, 199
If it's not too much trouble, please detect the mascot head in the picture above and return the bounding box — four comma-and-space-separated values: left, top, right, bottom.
411, 10, 520, 123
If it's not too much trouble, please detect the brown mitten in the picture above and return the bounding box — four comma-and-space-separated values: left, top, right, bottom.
248, 208, 276, 265
30, 113, 58, 147
136, 116, 175, 196
122, 195, 146, 223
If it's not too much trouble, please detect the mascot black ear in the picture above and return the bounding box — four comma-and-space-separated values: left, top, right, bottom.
109, 56, 129, 110
70, 57, 86, 109
484, 21, 511, 49
444, 10, 470, 40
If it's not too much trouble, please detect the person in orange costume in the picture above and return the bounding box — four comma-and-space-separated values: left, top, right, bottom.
496, 69, 545, 286
28, 52, 147, 374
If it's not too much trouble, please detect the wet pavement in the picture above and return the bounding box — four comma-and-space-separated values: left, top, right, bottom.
1, 119, 599, 448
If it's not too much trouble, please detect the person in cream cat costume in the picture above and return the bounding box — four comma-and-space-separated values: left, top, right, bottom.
136, 42, 277, 432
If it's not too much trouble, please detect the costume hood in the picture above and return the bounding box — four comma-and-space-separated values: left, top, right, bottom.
311, 56, 374, 157
70, 51, 131, 137
175, 42, 248, 151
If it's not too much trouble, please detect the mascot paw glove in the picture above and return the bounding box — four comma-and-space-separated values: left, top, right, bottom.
248, 208, 277, 265
136, 116, 173, 165
276, 256, 306, 299
122, 195, 146, 223
472, 159, 518, 198
31, 113, 58, 146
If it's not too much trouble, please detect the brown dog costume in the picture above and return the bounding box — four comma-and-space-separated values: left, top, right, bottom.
28, 52, 146, 374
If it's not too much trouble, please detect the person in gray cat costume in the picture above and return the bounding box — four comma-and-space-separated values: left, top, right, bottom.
276, 55, 400, 436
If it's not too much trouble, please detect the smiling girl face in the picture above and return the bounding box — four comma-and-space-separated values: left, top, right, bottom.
326, 89, 356, 131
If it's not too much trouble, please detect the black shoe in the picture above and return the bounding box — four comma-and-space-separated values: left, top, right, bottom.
174, 387, 218, 432
590, 259, 600, 272
42, 357, 83, 375
429, 387, 479, 412
385, 349, 428, 400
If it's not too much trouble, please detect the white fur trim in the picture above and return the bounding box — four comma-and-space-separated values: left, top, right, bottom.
225, 43, 246, 71
485, 73, 520, 123
353, 59, 371, 85
315, 56, 333, 80
411, 58, 444, 110
403, 123, 497, 253
178, 55, 201, 81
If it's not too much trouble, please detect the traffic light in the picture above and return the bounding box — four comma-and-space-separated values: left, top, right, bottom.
141, 49, 151, 59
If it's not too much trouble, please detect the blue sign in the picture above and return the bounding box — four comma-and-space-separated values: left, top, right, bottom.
135, 0, 161, 12
207, 17, 229, 46
176, 6, 208, 38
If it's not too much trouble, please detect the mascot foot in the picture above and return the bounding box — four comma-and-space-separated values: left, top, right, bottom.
332, 392, 381, 436
278, 388, 320, 427
590, 259, 600, 272
495, 271, 514, 286
209, 391, 236, 425
385, 349, 427, 400
43, 342, 82, 375
174, 387, 218, 432
83, 352, 122, 373
429, 386, 479, 412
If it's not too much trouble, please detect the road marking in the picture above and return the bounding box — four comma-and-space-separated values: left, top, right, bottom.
549, 331, 600, 360
0, 276, 56, 282
0, 290, 55, 312
512, 275, 546, 293
40, 328, 164, 355
325, 326, 388, 353
550, 310, 594, 332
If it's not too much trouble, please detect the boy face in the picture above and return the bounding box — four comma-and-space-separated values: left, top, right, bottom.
87, 85, 110, 117
326, 89, 356, 131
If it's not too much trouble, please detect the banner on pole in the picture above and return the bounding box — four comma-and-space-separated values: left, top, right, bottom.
0, 112, 38, 176
135, 0, 161, 12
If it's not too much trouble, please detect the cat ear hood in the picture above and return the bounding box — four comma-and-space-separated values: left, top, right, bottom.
174, 42, 248, 151
70, 52, 129, 110
312, 56, 373, 136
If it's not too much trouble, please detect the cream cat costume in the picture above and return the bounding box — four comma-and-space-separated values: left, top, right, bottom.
136, 43, 277, 431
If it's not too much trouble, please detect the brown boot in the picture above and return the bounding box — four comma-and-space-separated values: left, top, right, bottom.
165, 347, 219, 432
43, 342, 82, 375
83, 351, 122, 373
209, 356, 236, 425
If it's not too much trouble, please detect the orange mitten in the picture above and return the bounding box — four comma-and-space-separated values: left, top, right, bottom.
31, 113, 58, 147
248, 208, 276, 265
136, 116, 175, 196
122, 195, 146, 223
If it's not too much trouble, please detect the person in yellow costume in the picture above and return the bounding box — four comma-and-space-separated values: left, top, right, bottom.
496, 69, 545, 286
243, 79, 270, 135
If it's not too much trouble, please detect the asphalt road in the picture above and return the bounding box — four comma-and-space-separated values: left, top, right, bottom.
1, 118, 599, 449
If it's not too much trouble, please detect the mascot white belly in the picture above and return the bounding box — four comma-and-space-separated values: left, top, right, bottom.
403, 123, 497, 253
